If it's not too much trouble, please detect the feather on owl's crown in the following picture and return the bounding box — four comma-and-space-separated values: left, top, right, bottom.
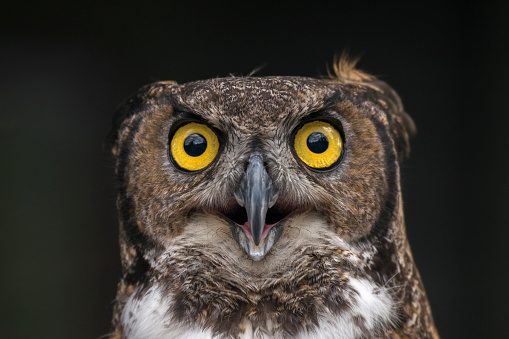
106, 57, 416, 160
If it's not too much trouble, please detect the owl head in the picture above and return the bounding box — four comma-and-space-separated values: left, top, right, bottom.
106, 59, 436, 338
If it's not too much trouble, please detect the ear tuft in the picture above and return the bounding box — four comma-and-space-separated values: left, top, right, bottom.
327, 54, 416, 160
328, 53, 375, 83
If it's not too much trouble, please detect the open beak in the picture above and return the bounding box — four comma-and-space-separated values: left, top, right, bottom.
233, 153, 281, 260
235, 152, 279, 246
209, 152, 300, 261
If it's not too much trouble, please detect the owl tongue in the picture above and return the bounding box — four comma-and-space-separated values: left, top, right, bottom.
239, 222, 274, 242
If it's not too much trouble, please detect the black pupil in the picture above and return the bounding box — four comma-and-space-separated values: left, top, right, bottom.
307, 132, 329, 154
184, 133, 207, 157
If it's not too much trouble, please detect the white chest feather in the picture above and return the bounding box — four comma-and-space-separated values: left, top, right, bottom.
121, 277, 395, 339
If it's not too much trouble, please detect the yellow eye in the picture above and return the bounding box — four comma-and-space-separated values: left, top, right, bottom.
294, 120, 343, 169
170, 122, 219, 171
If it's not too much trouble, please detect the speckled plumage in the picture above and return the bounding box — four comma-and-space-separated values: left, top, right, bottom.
106, 60, 438, 338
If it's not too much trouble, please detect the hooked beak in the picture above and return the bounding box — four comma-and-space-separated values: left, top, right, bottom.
234, 153, 280, 259
235, 153, 279, 245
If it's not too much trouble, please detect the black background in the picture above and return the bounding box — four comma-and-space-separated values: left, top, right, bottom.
1, 2, 507, 338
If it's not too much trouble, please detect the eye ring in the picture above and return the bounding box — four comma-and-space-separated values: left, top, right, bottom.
294, 120, 343, 169
170, 122, 219, 171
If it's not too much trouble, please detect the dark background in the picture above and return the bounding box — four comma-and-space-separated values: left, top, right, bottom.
1, 2, 507, 338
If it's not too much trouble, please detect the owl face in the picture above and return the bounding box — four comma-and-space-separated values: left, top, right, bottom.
110, 77, 408, 261
107, 73, 437, 338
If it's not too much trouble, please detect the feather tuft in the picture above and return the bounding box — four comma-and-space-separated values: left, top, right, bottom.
327, 53, 374, 83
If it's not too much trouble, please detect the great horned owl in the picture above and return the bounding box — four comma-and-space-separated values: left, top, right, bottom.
106, 59, 438, 338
